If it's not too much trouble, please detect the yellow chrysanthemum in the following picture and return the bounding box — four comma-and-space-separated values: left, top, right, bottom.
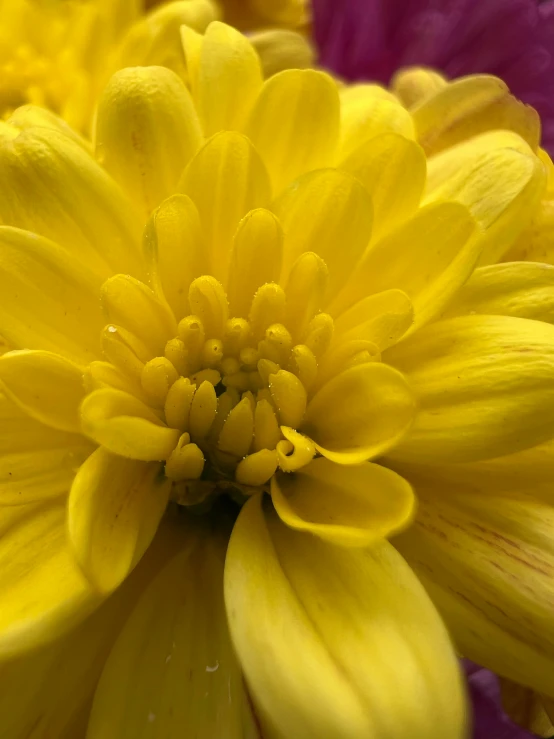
0, 0, 312, 134
1, 21, 554, 739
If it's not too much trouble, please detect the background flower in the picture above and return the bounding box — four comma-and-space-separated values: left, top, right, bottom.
312, 0, 554, 153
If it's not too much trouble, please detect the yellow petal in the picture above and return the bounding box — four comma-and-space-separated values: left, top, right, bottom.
7, 104, 91, 152
87, 524, 259, 738
0, 514, 187, 737
0, 350, 85, 433
246, 69, 340, 194
331, 202, 478, 333
271, 457, 415, 546
179, 131, 271, 284
227, 208, 284, 318
333, 289, 414, 352
386, 315, 554, 463
0, 392, 93, 505
395, 482, 554, 697
413, 75, 540, 156
338, 85, 415, 162
273, 169, 373, 301
95, 66, 202, 219
196, 21, 262, 135
0, 226, 103, 365
101, 274, 177, 358
81, 388, 180, 461
340, 133, 426, 241
68, 448, 169, 592
225, 494, 467, 739
0, 125, 143, 279
249, 29, 314, 78
391, 67, 447, 109
0, 500, 99, 658
506, 199, 554, 265
111, 0, 218, 75
302, 363, 415, 464
444, 262, 554, 322
143, 194, 208, 322
425, 145, 546, 265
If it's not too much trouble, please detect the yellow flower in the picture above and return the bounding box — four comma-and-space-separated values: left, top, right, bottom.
0, 0, 220, 131
0, 21, 553, 737
0, 0, 313, 135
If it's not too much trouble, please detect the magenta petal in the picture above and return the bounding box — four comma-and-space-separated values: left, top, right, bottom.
312, 0, 554, 154
463, 661, 544, 739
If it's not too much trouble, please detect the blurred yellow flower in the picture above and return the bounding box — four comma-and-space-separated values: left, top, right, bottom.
0, 22, 554, 739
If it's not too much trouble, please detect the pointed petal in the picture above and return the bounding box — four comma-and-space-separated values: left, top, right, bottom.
332, 202, 478, 331
0, 392, 93, 505
302, 363, 415, 464
0, 226, 103, 364
340, 133, 426, 241
179, 131, 271, 284
95, 66, 202, 219
273, 169, 373, 301
68, 448, 169, 593
444, 262, 554, 323
225, 494, 467, 739
395, 482, 554, 698
386, 316, 554, 463
246, 69, 340, 193
413, 75, 540, 156
271, 457, 415, 546
197, 21, 262, 135
87, 525, 259, 739
81, 388, 180, 461
0, 350, 85, 433
0, 125, 143, 279
0, 500, 99, 658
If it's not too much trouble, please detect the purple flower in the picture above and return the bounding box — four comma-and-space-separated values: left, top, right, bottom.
313, 0, 554, 152
464, 662, 547, 738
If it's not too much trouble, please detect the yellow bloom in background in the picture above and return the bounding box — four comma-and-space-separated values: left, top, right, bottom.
146, 0, 308, 31
0, 20, 554, 738
0, 0, 313, 135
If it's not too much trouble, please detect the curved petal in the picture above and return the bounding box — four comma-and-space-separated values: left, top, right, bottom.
339, 132, 426, 241
273, 168, 373, 301
395, 482, 554, 698
0, 500, 99, 659
0, 514, 187, 738
330, 202, 479, 329
0, 226, 103, 364
87, 524, 259, 739
0, 125, 143, 279
246, 69, 340, 193
224, 494, 467, 739
443, 262, 554, 323
0, 350, 85, 433
196, 21, 262, 135
0, 391, 93, 505
80, 388, 180, 461
271, 457, 415, 546
386, 315, 554, 463
302, 363, 415, 464
68, 448, 169, 593
143, 194, 208, 322
249, 28, 314, 78
338, 85, 415, 161
425, 146, 546, 266
95, 66, 202, 218
179, 131, 271, 284
413, 75, 540, 156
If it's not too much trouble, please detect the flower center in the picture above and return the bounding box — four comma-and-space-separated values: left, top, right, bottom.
85, 265, 361, 508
